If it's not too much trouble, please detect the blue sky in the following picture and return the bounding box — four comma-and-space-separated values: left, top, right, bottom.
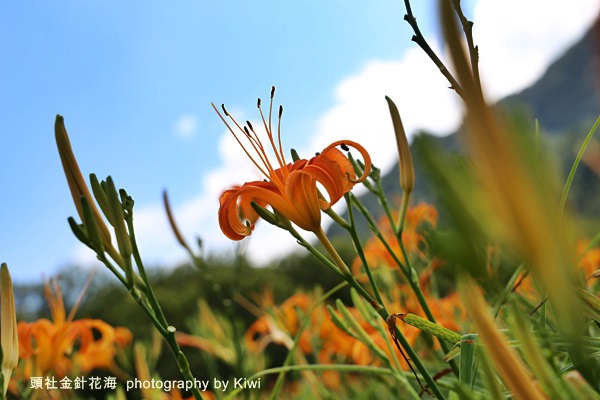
1, 1, 598, 283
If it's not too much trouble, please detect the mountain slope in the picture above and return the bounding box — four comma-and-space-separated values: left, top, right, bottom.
330, 17, 600, 238
502, 16, 599, 133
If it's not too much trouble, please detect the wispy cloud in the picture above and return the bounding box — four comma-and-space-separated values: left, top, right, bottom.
173, 114, 199, 139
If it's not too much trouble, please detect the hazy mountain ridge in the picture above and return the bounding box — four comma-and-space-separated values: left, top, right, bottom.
330, 17, 600, 238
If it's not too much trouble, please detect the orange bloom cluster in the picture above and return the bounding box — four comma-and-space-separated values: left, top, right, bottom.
353, 203, 438, 275
389, 285, 467, 350
245, 286, 466, 374
245, 291, 366, 390
16, 279, 132, 381
514, 239, 600, 302
576, 240, 600, 279
513, 272, 542, 302
243, 201, 470, 381
245, 292, 329, 354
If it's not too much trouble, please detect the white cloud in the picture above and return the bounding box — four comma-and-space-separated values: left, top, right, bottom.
309, 48, 462, 172
68, 0, 600, 268
174, 114, 198, 139
474, 0, 599, 100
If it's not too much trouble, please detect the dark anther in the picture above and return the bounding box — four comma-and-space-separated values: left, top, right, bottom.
221, 104, 229, 116
278, 105, 283, 118
340, 142, 349, 151
270, 86, 275, 98
243, 126, 251, 137
315, 152, 321, 156
246, 120, 254, 131
257, 98, 261, 108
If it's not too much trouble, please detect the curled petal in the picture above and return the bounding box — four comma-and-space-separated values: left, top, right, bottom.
74, 320, 118, 372
237, 188, 267, 225
321, 140, 372, 183
219, 187, 253, 241
219, 181, 319, 240
303, 147, 356, 210
218, 138, 372, 240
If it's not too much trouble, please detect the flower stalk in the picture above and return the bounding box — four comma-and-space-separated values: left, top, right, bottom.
55, 116, 205, 400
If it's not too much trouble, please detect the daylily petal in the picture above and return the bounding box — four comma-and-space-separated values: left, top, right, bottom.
285, 170, 322, 231
219, 182, 284, 241
302, 148, 355, 210
234, 185, 267, 226
219, 187, 249, 241
219, 182, 294, 240
220, 177, 326, 239
322, 140, 372, 183
16, 279, 132, 381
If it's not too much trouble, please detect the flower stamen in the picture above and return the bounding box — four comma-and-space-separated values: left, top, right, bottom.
257, 86, 288, 175
211, 102, 270, 179
277, 104, 287, 169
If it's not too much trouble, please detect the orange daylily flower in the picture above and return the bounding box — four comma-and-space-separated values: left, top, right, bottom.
576, 239, 600, 279
228, 185, 268, 236
214, 88, 371, 240
514, 240, 600, 300
244, 285, 468, 375
353, 203, 438, 275
16, 278, 132, 381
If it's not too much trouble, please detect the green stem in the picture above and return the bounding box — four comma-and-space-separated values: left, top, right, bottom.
314, 227, 381, 310
352, 193, 459, 376
491, 263, 524, 318
345, 194, 385, 307
559, 115, 600, 215
324, 206, 351, 230
286, 225, 345, 279
168, 337, 205, 400
398, 223, 459, 376
126, 216, 169, 328
97, 253, 130, 289
403, 0, 464, 99
378, 308, 447, 399
229, 364, 426, 400
125, 214, 204, 400
349, 193, 409, 277
375, 178, 397, 234
312, 226, 445, 399
395, 192, 410, 238
269, 282, 348, 399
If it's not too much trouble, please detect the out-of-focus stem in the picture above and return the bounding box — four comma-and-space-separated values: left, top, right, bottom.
312, 226, 446, 399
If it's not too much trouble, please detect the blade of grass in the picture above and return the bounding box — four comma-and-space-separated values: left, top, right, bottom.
559, 115, 600, 215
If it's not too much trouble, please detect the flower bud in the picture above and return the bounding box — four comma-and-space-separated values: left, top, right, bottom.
385, 96, 414, 194
0, 263, 18, 397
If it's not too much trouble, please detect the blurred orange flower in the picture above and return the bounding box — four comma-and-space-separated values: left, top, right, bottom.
576, 240, 600, 279
245, 284, 467, 374
354, 203, 438, 275
245, 292, 315, 354
16, 278, 132, 381
515, 239, 600, 302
